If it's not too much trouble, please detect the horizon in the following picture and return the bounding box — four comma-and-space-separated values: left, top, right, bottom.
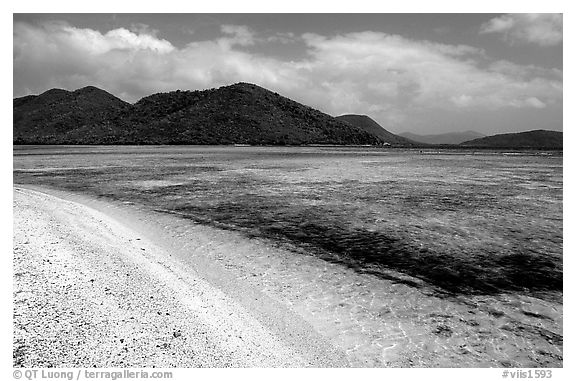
13, 13, 562, 135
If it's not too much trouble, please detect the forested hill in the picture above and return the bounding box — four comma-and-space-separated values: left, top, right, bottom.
14, 83, 387, 146
460, 130, 562, 149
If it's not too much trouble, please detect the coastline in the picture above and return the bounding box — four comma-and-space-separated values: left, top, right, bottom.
13, 184, 563, 367
13, 185, 347, 367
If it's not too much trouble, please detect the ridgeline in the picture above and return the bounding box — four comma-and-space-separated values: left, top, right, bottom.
335, 114, 416, 146
13, 83, 562, 149
460, 130, 562, 149
14, 83, 395, 146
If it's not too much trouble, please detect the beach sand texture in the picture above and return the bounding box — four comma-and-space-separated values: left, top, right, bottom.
13, 186, 562, 367
13, 187, 346, 367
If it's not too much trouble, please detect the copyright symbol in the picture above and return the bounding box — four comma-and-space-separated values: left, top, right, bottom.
13, 370, 22, 379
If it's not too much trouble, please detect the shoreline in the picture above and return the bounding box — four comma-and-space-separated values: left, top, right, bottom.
13, 184, 563, 367
13, 185, 347, 367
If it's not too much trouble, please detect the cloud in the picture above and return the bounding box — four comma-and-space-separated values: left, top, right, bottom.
267, 32, 297, 44
295, 32, 560, 115
13, 21, 562, 133
219, 24, 257, 47
129, 23, 160, 38
480, 14, 562, 46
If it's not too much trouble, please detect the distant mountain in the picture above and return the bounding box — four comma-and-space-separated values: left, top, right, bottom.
399, 131, 485, 145
335, 114, 416, 146
13, 86, 131, 144
14, 83, 386, 146
460, 130, 562, 149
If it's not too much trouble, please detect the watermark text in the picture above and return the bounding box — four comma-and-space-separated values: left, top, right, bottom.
13, 369, 173, 381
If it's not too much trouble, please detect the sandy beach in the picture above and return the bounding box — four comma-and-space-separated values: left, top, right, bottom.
13, 186, 347, 367
13, 185, 563, 368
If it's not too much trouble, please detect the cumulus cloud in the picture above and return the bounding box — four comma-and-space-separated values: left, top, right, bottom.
480, 14, 562, 46
16, 21, 175, 55
13, 21, 562, 132
295, 32, 560, 116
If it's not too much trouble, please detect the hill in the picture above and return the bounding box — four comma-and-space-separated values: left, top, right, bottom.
14, 83, 384, 146
13, 86, 131, 144
460, 130, 562, 149
335, 114, 416, 146
399, 131, 484, 145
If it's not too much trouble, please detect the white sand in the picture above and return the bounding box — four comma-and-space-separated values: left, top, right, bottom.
13, 187, 346, 367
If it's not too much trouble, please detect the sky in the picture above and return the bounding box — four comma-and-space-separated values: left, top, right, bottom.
13, 13, 563, 135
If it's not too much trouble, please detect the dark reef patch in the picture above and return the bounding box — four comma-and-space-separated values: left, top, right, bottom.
168, 200, 562, 297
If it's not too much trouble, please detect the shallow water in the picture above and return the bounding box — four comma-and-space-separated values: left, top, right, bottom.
13, 145, 563, 366
13, 146, 562, 297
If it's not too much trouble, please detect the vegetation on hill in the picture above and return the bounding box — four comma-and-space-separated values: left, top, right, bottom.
336, 114, 416, 146
460, 130, 562, 149
14, 83, 386, 146
15, 84, 561, 149
13, 86, 131, 144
